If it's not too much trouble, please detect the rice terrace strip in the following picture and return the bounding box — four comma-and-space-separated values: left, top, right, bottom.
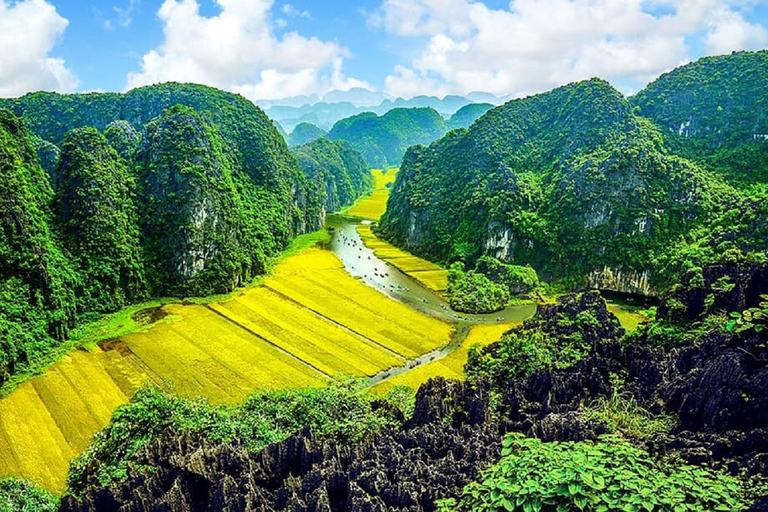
344, 168, 399, 220
357, 224, 448, 295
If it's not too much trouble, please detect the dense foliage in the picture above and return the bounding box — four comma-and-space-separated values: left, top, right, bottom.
293, 137, 373, 212
446, 262, 510, 313
0, 478, 58, 512
67, 379, 410, 495
380, 72, 763, 293
632, 50, 768, 185
328, 107, 447, 168
136, 105, 261, 296
438, 433, 749, 512
288, 122, 327, 147
54, 127, 146, 313
0, 109, 76, 385
475, 255, 539, 295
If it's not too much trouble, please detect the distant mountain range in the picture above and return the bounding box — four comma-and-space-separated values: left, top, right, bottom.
257, 88, 506, 133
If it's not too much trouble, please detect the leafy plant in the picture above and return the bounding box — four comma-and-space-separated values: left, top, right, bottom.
726, 295, 768, 333
437, 433, 750, 511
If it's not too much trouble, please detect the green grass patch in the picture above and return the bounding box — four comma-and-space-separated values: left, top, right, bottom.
583, 387, 677, 440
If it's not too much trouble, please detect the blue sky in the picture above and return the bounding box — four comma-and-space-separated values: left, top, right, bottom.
1, 0, 767, 100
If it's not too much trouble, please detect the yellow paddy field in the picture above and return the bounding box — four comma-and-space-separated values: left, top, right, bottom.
373, 322, 516, 393
357, 224, 448, 294
345, 168, 399, 220
607, 304, 650, 332
0, 246, 452, 492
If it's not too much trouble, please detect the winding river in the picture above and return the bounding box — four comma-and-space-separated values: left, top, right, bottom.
326, 214, 537, 384
327, 214, 536, 325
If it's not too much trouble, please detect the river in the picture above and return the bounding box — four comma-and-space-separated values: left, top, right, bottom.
327, 214, 536, 325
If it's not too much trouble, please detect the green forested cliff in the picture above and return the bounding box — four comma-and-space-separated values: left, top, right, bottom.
136, 105, 254, 296
379, 77, 760, 293
0, 110, 77, 384
293, 138, 373, 212
631, 50, 768, 184
327, 107, 447, 168
288, 123, 328, 147
447, 103, 493, 130
55, 127, 146, 313
0, 83, 372, 388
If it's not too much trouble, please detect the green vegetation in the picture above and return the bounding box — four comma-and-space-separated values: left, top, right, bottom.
67, 378, 409, 495
379, 75, 764, 293
583, 387, 677, 440
103, 120, 140, 161
328, 107, 447, 168
447, 263, 509, 313
632, 50, 768, 185
475, 256, 540, 295
447, 102, 493, 130
438, 433, 750, 512
0, 478, 58, 512
55, 127, 146, 313
0, 109, 77, 387
465, 292, 622, 391
293, 137, 373, 212
288, 122, 327, 147
726, 295, 768, 333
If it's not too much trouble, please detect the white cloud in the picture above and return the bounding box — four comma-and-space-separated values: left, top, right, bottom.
126, 0, 369, 100
373, 0, 768, 98
0, 0, 79, 97
114, 0, 139, 28
281, 3, 310, 18
704, 4, 768, 54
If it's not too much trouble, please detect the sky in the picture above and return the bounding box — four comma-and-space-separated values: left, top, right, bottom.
1, 0, 767, 101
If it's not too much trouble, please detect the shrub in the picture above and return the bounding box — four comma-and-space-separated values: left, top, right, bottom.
0, 478, 58, 512
438, 433, 750, 511
447, 263, 510, 313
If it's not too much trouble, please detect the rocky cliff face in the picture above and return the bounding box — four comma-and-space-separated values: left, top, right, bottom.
60, 270, 768, 510
380, 80, 711, 296
585, 267, 655, 296
137, 106, 247, 296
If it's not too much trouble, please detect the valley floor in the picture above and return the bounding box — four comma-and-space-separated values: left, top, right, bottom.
0, 168, 648, 494
0, 244, 452, 492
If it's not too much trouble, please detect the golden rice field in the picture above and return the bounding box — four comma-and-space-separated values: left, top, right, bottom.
266, 248, 451, 359
357, 224, 448, 294
0, 349, 153, 492
345, 168, 399, 220
0, 244, 452, 492
373, 322, 517, 393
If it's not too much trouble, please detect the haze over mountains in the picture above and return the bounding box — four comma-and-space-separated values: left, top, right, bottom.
258, 87, 505, 133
